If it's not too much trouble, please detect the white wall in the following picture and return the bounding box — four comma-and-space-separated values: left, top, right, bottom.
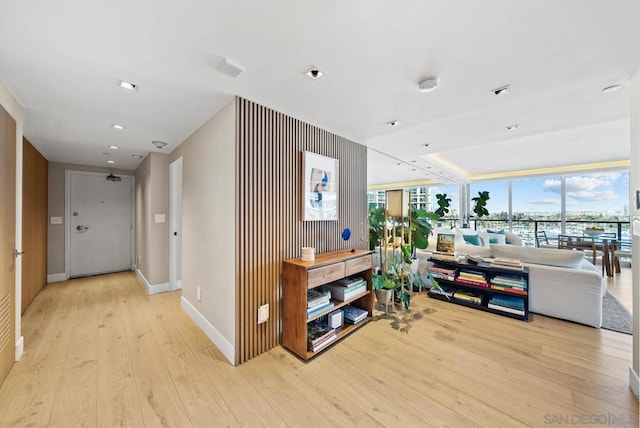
0, 78, 24, 359
170, 99, 237, 364
629, 70, 640, 399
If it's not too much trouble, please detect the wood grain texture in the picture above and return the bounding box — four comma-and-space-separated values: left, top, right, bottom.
0, 271, 636, 427
21, 138, 48, 313
0, 105, 15, 387
236, 98, 368, 363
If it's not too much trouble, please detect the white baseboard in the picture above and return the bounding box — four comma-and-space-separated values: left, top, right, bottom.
15, 336, 23, 361
630, 367, 640, 400
180, 296, 235, 365
135, 269, 169, 295
47, 273, 67, 283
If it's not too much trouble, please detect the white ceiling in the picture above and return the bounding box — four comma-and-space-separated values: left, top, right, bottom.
0, 1, 638, 178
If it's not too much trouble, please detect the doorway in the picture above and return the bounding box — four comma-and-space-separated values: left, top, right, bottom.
66, 172, 134, 278
169, 157, 183, 291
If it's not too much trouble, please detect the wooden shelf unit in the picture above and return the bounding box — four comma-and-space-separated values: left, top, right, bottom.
282, 249, 374, 360
428, 258, 530, 322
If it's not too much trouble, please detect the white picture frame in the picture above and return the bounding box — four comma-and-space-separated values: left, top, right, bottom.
302, 151, 339, 221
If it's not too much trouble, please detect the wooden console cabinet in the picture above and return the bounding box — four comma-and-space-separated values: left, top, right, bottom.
282, 249, 373, 360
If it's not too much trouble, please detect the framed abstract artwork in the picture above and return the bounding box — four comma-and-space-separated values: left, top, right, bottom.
302, 151, 339, 221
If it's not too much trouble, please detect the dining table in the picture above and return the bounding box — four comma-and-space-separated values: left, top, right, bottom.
556, 234, 617, 277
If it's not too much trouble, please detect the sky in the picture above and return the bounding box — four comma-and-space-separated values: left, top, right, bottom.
469, 171, 630, 215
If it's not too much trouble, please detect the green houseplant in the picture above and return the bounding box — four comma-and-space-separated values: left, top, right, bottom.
471, 191, 490, 218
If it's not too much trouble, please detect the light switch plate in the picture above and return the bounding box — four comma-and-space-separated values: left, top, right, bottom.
154, 214, 166, 223
258, 303, 269, 324
50, 216, 63, 225
633, 219, 640, 237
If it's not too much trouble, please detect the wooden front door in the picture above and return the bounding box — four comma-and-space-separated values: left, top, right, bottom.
0, 104, 16, 385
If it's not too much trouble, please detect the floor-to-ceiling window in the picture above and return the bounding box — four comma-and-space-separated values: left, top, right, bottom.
469, 180, 509, 230
512, 176, 562, 245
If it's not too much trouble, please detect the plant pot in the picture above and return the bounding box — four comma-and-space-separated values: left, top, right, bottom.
375, 289, 393, 305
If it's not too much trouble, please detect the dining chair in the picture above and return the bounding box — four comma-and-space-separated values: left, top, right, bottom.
557, 234, 598, 265
535, 231, 557, 248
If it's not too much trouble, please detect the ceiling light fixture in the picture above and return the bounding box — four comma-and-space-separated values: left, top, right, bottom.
505, 124, 519, 131
602, 84, 621, 93
396, 162, 401, 166
423, 143, 430, 147
417, 76, 439, 92
152, 140, 167, 149
305, 67, 324, 80
131, 154, 144, 159
107, 160, 115, 164
387, 120, 400, 127
216, 57, 246, 78
493, 85, 511, 95
109, 145, 120, 150
119, 80, 137, 91
111, 124, 125, 131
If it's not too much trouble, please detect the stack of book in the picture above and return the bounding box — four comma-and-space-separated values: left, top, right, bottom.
307, 289, 334, 319
490, 257, 524, 270
453, 290, 483, 305
307, 320, 336, 352
456, 269, 489, 287
341, 305, 368, 324
322, 276, 367, 301
427, 266, 456, 281
488, 295, 525, 316
490, 274, 527, 295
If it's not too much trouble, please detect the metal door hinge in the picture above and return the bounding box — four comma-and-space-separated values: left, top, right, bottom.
12, 249, 24, 259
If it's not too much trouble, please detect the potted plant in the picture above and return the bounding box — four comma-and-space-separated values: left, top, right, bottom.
434, 193, 451, 226
471, 191, 490, 218
368, 204, 385, 267
373, 249, 414, 311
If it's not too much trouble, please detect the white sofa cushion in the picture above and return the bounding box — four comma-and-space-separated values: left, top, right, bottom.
490, 244, 584, 269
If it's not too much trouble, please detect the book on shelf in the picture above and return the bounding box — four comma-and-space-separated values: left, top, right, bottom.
455, 277, 489, 287
490, 276, 526, 287
322, 281, 367, 301
458, 270, 486, 282
308, 333, 337, 352
452, 290, 483, 304
430, 254, 463, 263
307, 320, 335, 344
487, 303, 525, 316
429, 283, 455, 299
490, 257, 524, 270
488, 295, 524, 310
334, 276, 366, 288
341, 305, 368, 324
428, 266, 456, 275
489, 285, 527, 295
307, 289, 331, 309
307, 301, 335, 318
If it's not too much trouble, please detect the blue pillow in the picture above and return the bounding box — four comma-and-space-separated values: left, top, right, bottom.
488, 229, 506, 235
463, 234, 481, 246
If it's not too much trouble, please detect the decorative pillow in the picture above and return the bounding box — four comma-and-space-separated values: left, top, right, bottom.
462, 234, 481, 246
488, 229, 506, 235
490, 244, 584, 268
487, 233, 507, 245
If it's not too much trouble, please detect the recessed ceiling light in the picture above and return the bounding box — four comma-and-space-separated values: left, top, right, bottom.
216, 58, 246, 78
305, 67, 324, 80
119, 80, 137, 91
506, 124, 519, 131
412, 160, 416, 163
426, 166, 432, 169
423, 143, 430, 147
131, 154, 144, 159
111, 124, 125, 131
602, 84, 621, 93
107, 160, 115, 164
493, 85, 511, 95
152, 140, 167, 149
387, 120, 400, 127
396, 162, 401, 166
417, 77, 439, 92
411, 168, 416, 171
109, 145, 120, 150
102, 152, 110, 156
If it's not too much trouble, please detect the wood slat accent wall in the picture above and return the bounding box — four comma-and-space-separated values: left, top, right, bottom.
236, 98, 368, 363
22, 138, 48, 312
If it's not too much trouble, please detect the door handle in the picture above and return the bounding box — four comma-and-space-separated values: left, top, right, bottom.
76, 225, 89, 231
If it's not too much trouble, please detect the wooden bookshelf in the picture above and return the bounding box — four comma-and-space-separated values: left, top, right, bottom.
282, 249, 373, 360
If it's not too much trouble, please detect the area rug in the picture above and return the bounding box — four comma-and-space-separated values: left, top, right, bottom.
602, 292, 632, 334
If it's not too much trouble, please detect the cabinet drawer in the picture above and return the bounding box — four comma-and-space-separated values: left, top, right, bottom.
345, 255, 372, 276
308, 262, 345, 288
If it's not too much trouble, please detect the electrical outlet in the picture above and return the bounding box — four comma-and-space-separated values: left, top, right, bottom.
258, 303, 269, 324
197, 286, 201, 302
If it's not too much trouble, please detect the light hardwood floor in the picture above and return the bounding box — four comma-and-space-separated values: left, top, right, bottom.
0, 271, 637, 427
